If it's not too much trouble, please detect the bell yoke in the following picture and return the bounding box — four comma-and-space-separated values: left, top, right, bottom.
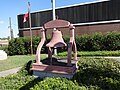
36, 19, 77, 66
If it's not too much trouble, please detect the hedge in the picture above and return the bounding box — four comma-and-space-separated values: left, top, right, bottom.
7, 37, 40, 55
0, 57, 120, 90
7, 31, 120, 55
76, 32, 120, 51
30, 77, 82, 90
73, 58, 120, 90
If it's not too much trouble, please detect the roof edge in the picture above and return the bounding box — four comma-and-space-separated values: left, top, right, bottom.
18, 0, 110, 15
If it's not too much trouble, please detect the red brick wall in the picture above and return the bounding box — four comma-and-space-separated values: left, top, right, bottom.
19, 23, 120, 37
75, 23, 120, 35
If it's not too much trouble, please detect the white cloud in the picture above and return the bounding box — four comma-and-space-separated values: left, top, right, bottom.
0, 21, 4, 24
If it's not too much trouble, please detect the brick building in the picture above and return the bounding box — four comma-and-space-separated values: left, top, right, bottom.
17, 0, 120, 37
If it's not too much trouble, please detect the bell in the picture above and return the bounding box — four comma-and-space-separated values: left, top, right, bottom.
46, 30, 66, 47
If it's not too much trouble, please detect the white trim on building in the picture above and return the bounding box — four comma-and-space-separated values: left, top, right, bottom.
19, 19, 120, 30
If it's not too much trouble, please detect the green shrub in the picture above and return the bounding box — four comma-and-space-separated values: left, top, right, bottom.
8, 37, 41, 55
76, 32, 120, 51
73, 58, 120, 90
0, 57, 120, 90
8, 38, 26, 55
0, 74, 35, 90
7, 31, 120, 55
30, 77, 84, 90
102, 32, 120, 50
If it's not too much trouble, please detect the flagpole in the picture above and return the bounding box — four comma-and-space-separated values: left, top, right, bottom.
28, 2, 33, 55
51, 0, 57, 55
52, 0, 56, 21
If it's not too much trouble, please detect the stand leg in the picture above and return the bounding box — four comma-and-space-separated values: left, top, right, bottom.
67, 43, 72, 66
48, 47, 53, 65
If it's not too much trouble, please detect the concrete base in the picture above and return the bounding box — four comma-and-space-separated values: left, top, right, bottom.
33, 70, 74, 79
32, 58, 78, 79
0, 50, 7, 60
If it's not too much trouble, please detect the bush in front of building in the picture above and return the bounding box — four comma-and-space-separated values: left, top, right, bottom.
76, 31, 120, 51
8, 38, 26, 55
7, 31, 120, 55
102, 31, 120, 50
8, 37, 40, 55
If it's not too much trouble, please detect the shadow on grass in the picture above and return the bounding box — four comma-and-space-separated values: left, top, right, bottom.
19, 77, 43, 90
18, 60, 35, 75
18, 59, 43, 90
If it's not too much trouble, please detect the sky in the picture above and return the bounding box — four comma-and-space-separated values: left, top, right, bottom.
0, 0, 103, 38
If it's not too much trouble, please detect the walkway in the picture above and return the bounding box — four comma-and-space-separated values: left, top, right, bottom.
104, 57, 120, 62
0, 67, 22, 77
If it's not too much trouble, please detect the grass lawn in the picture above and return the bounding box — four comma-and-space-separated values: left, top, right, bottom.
1, 50, 119, 72
0, 54, 47, 72
58, 51, 120, 57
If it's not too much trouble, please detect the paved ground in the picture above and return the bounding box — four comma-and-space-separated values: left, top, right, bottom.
0, 67, 22, 77
104, 57, 120, 62
0, 57, 120, 77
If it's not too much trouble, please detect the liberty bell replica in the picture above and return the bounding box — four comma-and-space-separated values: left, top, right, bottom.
32, 0, 78, 79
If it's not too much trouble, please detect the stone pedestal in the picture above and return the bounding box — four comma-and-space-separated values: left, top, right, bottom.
0, 50, 7, 60
32, 58, 78, 79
